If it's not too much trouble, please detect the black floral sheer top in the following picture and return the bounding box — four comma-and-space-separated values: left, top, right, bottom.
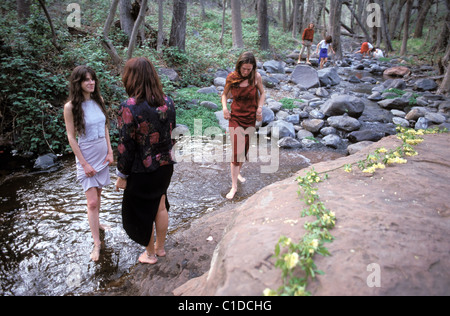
117, 96, 176, 178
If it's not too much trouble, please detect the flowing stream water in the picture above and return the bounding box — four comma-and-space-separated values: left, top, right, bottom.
0, 138, 344, 296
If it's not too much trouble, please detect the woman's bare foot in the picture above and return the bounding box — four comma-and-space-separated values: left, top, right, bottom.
226, 187, 238, 200
139, 251, 158, 264
90, 244, 101, 262
155, 248, 166, 257
238, 174, 246, 183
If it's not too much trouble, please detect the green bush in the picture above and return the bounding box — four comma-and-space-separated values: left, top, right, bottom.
170, 88, 222, 133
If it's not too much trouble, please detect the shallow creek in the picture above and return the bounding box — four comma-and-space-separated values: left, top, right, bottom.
0, 138, 344, 296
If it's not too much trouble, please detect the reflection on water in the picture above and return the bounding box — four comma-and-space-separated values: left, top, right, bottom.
0, 139, 343, 296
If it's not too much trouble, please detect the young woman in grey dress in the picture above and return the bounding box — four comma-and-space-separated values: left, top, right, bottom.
64, 66, 114, 262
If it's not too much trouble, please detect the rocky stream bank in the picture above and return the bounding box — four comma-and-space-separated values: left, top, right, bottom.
95, 51, 450, 296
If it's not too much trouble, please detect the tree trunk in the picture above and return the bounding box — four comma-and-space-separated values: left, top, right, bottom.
169, 0, 187, 51
433, 0, 450, 54
400, 0, 413, 56
413, 0, 434, 38
157, 0, 164, 52
119, 0, 135, 43
258, 0, 269, 50
378, 0, 394, 53
329, 0, 343, 60
291, 0, 300, 38
389, 0, 407, 40
101, 0, 123, 70
315, 0, 326, 35
343, 1, 371, 42
231, 0, 244, 48
220, 0, 226, 46
200, 0, 207, 19
127, 0, 148, 60
437, 43, 450, 96
304, 0, 314, 28
37, 0, 61, 51
16, 0, 31, 24
281, 0, 287, 31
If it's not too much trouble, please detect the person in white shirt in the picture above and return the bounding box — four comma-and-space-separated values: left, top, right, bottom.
373, 48, 384, 59
315, 36, 335, 69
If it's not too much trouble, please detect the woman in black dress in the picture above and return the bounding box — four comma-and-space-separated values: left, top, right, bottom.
115, 57, 176, 264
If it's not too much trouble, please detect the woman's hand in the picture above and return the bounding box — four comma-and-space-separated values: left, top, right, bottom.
83, 163, 97, 178
103, 151, 114, 166
223, 108, 231, 120
115, 177, 127, 191
256, 107, 263, 122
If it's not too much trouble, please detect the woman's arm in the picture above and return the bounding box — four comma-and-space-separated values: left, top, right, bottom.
255, 73, 265, 122
104, 125, 114, 166
221, 86, 231, 120
64, 102, 96, 177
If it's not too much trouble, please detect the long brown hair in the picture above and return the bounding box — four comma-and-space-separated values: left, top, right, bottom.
68, 66, 108, 135
122, 57, 165, 107
235, 51, 257, 86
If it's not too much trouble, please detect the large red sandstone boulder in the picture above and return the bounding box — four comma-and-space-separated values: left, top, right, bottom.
383, 66, 411, 78
174, 134, 450, 296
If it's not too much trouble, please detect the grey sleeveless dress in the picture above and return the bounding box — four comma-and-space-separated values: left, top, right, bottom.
76, 100, 111, 192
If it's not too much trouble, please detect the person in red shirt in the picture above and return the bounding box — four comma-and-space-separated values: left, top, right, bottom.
298, 23, 315, 65
355, 42, 376, 57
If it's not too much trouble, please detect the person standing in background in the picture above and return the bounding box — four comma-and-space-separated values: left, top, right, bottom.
298, 23, 315, 65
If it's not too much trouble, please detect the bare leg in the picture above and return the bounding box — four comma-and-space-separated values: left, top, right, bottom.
155, 195, 168, 257
85, 187, 101, 262
227, 163, 241, 199
238, 163, 246, 183
139, 195, 168, 264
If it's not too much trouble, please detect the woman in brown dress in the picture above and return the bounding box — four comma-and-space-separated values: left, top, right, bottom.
221, 52, 266, 200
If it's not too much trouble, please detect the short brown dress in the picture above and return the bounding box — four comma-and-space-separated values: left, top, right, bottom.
227, 72, 258, 165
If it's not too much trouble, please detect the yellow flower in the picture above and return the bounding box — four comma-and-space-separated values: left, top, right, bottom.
294, 286, 307, 296
344, 165, 352, 173
284, 252, 299, 269
310, 239, 319, 249
281, 237, 292, 247
363, 166, 376, 174
378, 147, 387, 153
387, 157, 407, 165
406, 139, 423, 145
263, 288, 277, 296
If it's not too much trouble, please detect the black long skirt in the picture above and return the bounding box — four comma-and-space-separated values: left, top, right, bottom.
122, 164, 174, 247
